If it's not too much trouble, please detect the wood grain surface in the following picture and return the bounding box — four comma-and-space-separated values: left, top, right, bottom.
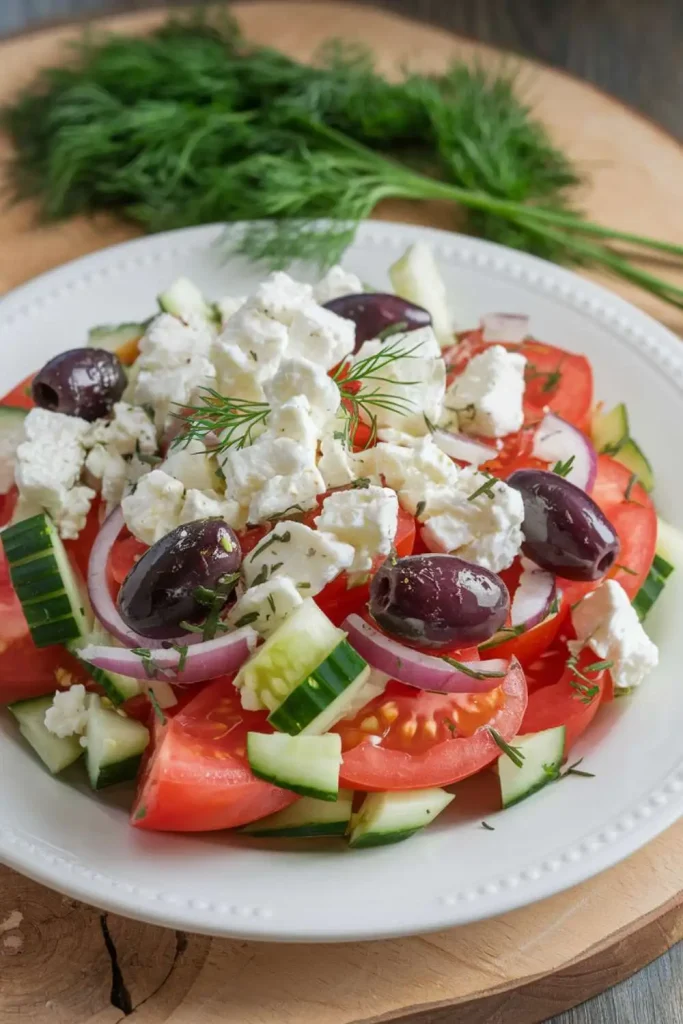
1, 5, 683, 1024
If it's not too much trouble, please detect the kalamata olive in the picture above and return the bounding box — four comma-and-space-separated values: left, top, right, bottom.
324, 293, 431, 352
32, 347, 127, 421
118, 518, 242, 639
507, 469, 620, 581
369, 553, 509, 650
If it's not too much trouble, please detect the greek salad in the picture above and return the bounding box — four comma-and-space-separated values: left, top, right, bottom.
0, 241, 677, 847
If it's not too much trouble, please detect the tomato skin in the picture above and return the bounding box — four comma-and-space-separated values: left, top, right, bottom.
131, 675, 297, 832
337, 659, 528, 790
109, 533, 148, 586
520, 648, 607, 753
1, 374, 35, 410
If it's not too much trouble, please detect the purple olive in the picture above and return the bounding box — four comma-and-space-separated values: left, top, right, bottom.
32, 347, 127, 421
507, 469, 620, 582
369, 554, 509, 650
324, 293, 431, 352
118, 518, 242, 639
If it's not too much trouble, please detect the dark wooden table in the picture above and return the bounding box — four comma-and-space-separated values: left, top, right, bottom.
2, 3, 683, 1023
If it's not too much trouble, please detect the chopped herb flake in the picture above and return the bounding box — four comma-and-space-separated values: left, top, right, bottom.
481, 821, 495, 831
234, 611, 260, 627
552, 454, 575, 478
488, 727, 525, 767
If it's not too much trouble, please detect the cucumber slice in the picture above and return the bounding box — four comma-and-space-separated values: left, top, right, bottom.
247, 732, 342, 800
85, 694, 150, 790
613, 437, 654, 492
268, 640, 370, 735
69, 637, 141, 706
1, 514, 90, 647
348, 788, 454, 849
243, 790, 354, 837
591, 402, 629, 454
8, 694, 83, 774
389, 242, 453, 347
633, 517, 682, 620
157, 277, 216, 323
498, 726, 565, 808
235, 599, 344, 713
87, 322, 147, 365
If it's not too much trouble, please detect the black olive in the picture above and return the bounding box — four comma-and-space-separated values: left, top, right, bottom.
324, 293, 431, 352
32, 348, 127, 421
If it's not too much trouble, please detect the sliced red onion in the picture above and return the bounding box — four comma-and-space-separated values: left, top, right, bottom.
432, 427, 497, 467
87, 506, 199, 650
532, 411, 597, 491
481, 313, 530, 344
510, 558, 557, 629
343, 614, 507, 693
78, 626, 258, 683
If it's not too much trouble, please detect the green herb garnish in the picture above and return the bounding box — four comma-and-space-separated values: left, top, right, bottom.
147, 688, 167, 725
552, 455, 575, 478
624, 473, 639, 502
488, 728, 525, 768
481, 821, 495, 831
130, 647, 156, 679
443, 658, 506, 680
415, 500, 426, 519
172, 644, 189, 673
250, 530, 291, 562
234, 611, 260, 628
467, 473, 499, 502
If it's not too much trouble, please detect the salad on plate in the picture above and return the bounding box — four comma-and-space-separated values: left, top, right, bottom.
0, 241, 676, 849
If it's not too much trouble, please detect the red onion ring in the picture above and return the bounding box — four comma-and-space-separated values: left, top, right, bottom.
343, 614, 508, 693
78, 626, 258, 683
510, 558, 557, 630
87, 506, 199, 650
481, 313, 530, 344
532, 411, 597, 492
432, 427, 497, 467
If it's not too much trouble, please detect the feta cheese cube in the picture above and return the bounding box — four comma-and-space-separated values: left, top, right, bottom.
86, 402, 157, 456
179, 488, 245, 529
373, 435, 458, 492
288, 304, 355, 370
242, 520, 354, 595
44, 684, 89, 738
227, 576, 304, 636
85, 444, 129, 506
443, 344, 526, 438
162, 437, 218, 491
315, 485, 399, 573
251, 271, 313, 325
352, 327, 445, 435
264, 356, 340, 429
318, 433, 356, 489
214, 306, 288, 384
55, 485, 97, 540
138, 312, 214, 365
220, 436, 316, 508
313, 265, 363, 304
571, 579, 658, 691
212, 342, 268, 405
264, 396, 320, 451
418, 467, 524, 572
121, 469, 185, 545
247, 466, 324, 524
134, 356, 216, 430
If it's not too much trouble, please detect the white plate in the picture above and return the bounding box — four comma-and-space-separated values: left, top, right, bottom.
1, 222, 682, 942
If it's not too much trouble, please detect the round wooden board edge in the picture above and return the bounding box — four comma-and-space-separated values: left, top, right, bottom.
1, 5, 683, 1024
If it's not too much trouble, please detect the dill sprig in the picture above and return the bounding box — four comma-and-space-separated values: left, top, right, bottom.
5, 11, 683, 309
175, 389, 270, 453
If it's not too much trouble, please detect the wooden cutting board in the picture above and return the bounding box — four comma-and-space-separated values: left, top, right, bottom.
2, 5, 683, 1023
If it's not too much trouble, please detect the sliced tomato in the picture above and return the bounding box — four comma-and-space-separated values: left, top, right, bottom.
0, 487, 18, 528
336, 659, 527, 790
109, 532, 148, 586
1, 373, 35, 410
520, 647, 607, 753
131, 675, 297, 832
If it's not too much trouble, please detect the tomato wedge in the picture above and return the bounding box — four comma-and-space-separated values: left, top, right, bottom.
520, 648, 608, 754
336, 659, 527, 790
131, 675, 297, 831
1, 373, 34, 411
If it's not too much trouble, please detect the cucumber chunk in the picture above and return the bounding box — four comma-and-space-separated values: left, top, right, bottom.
243, 790, 354, 837
247, 732, 342, 800
633, 517, 682, 620
498, 726, 565, 808
591, 402, 629, 454
87, 322, 146, 365
85, 695, 149, 790
1, 514, 90, 647
158, 277, 216, 323
348, 788, 454, 849
267, 640, 370, 735
235, 599, 344, 713
613, 437, 654, 492
69, 636, 141, 706
8, 694, 83, 774
389, 242, 453, 347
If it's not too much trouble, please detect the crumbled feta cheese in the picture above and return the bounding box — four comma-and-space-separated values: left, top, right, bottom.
247, 466, 324, 524
220, 436, 316, 509
315, 485, 399, 573
15, 408, 95, 538
242, 520, 354, 595
318, 433, 356, 489
86, 402, 157, 456
251, 271, 313, 325
376, 428, 424, 448
215, 295, 246, 325
134, 314, 216, 427
352, 327, 445, 435
44, 684, 89, 738
264, 356, 341, 429
373, 435, 458, 492
313, 265, 363, 304
138, 312, 214, 364
121, 469, 185, 544
0, 415, 29, 495
134, 358, 215, 430
214, 307, 288, 385
571, 579, 658, 691
418, 467, 524, 572
179, 488, 245, 529
443, 344, 526, 438
85, 444, 129, 506
212, 343, 268, 405
227, 576, 304, 636
163, 437, 218, 491
264, 396, 320, 451
288, 304, 356, 370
